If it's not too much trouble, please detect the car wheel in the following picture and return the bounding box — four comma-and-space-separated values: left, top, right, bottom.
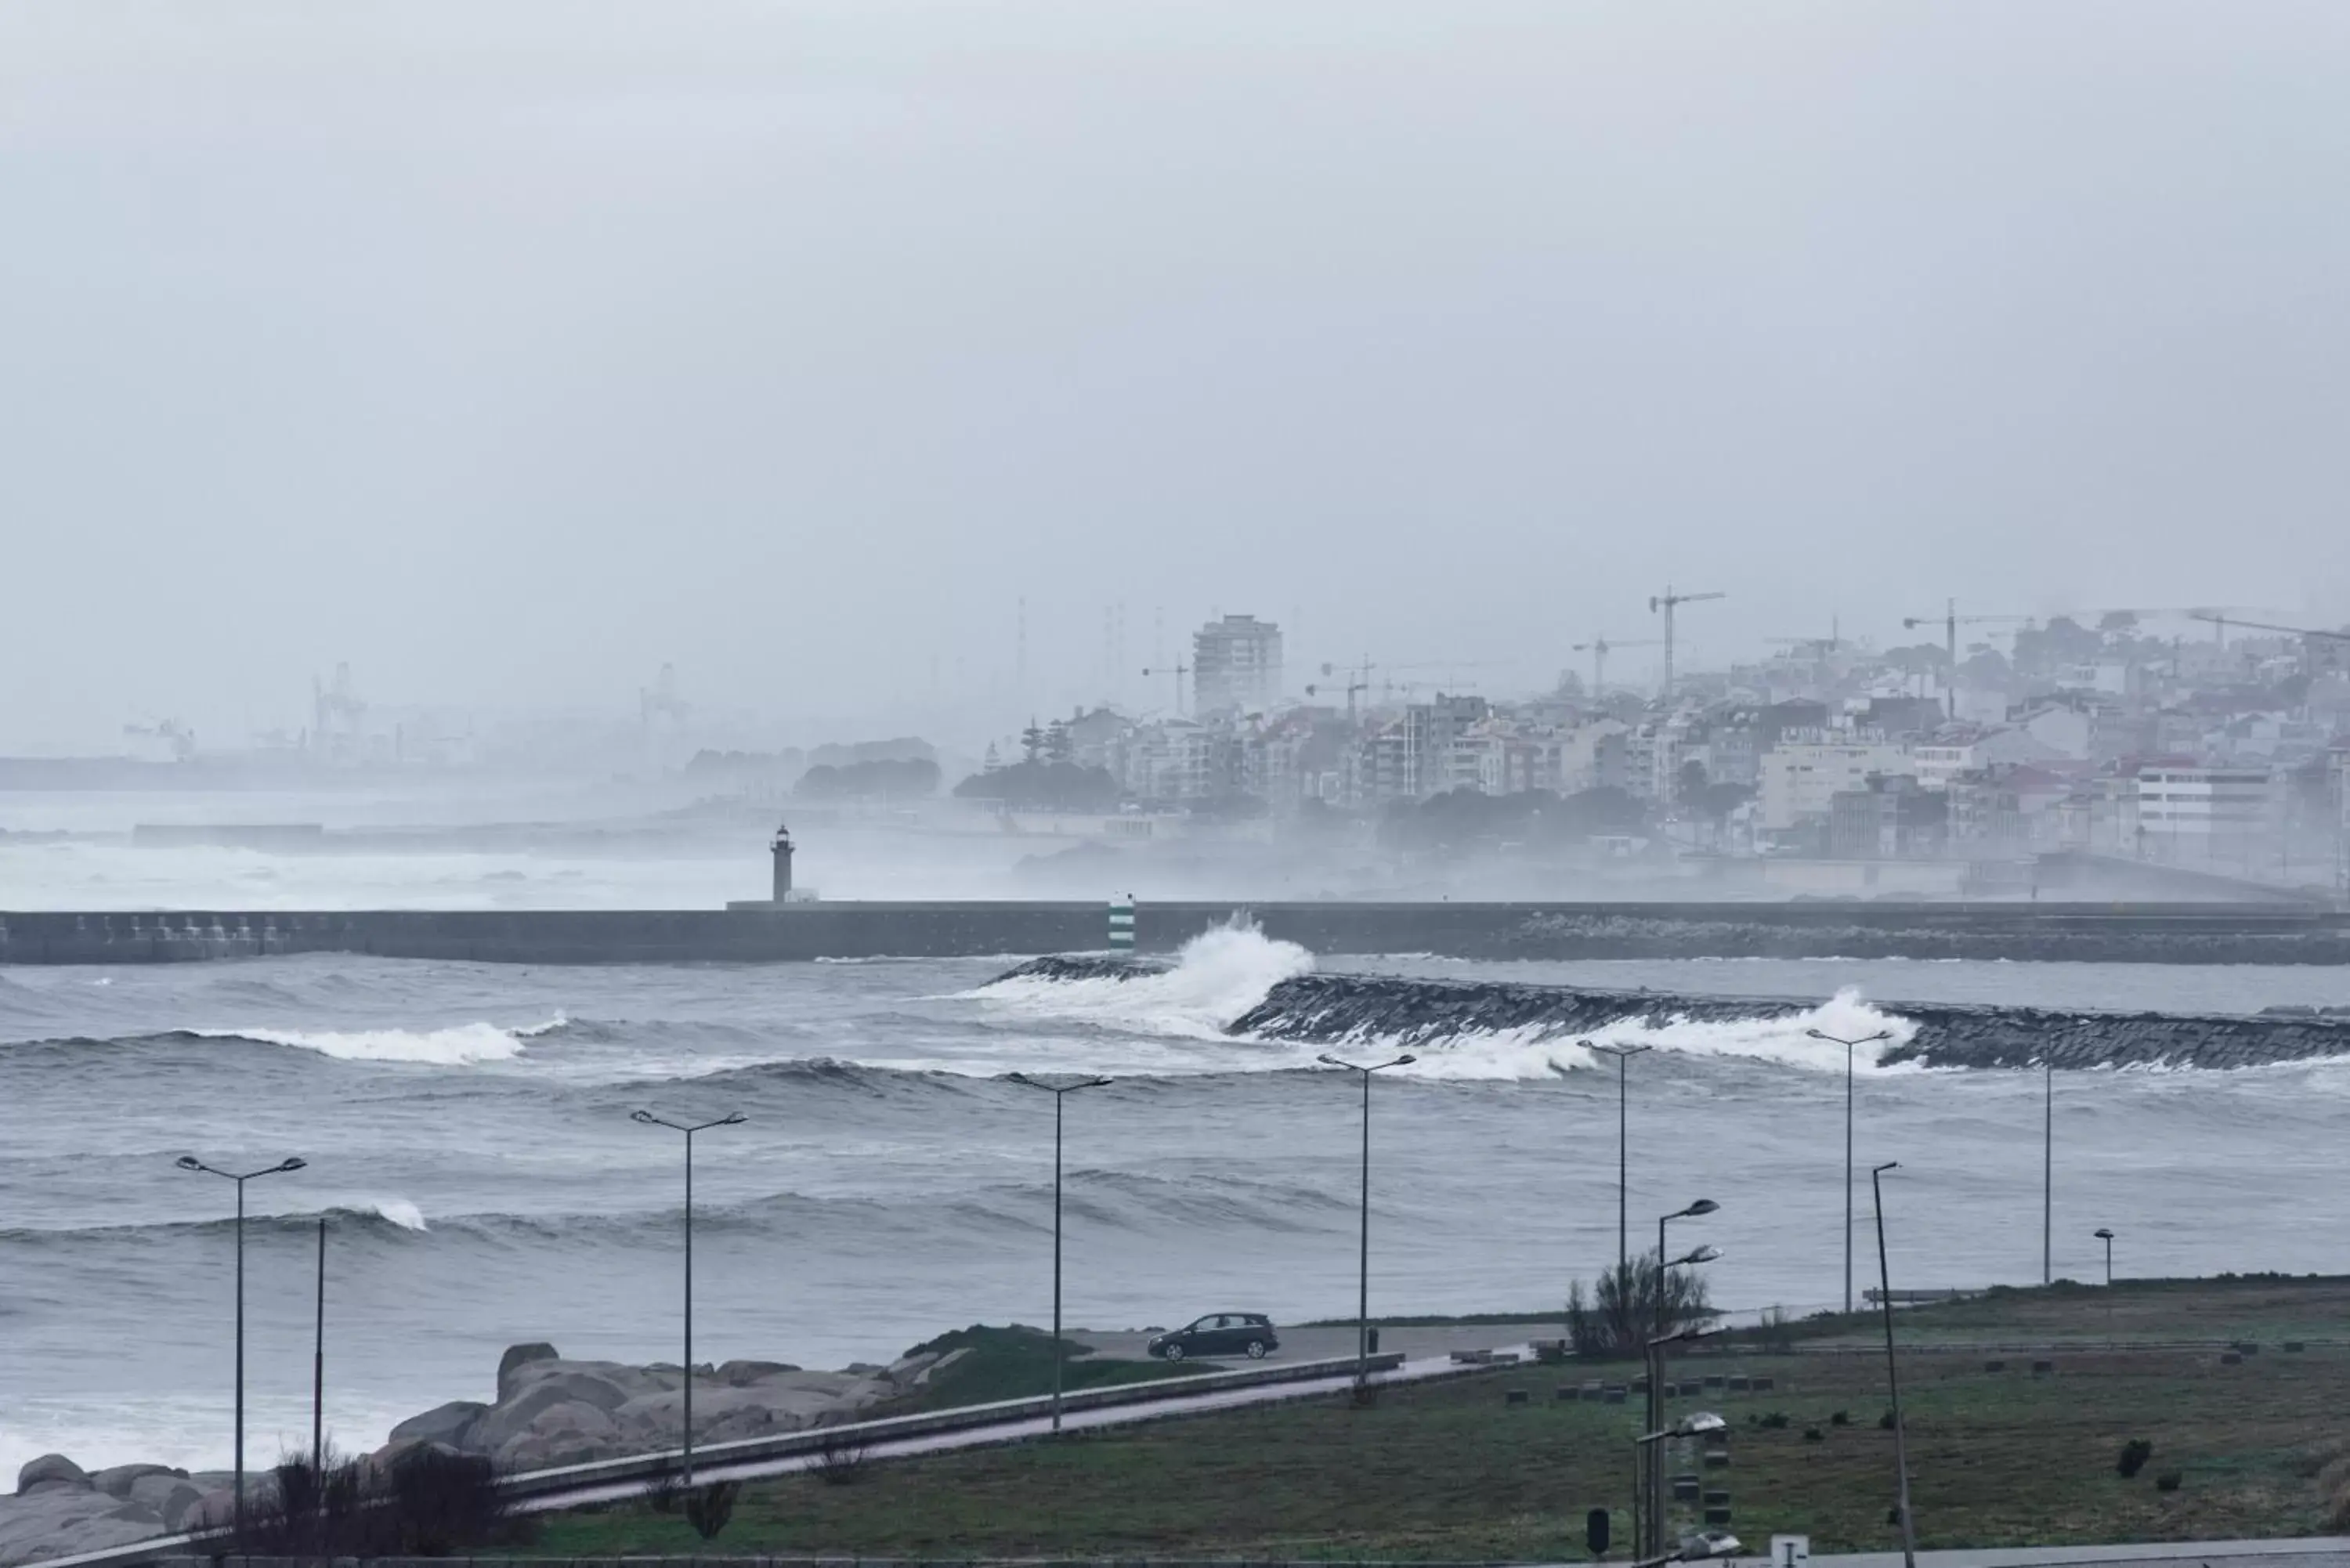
1246, 1339, 1268, 1360
1163, 1342, 1186, 1361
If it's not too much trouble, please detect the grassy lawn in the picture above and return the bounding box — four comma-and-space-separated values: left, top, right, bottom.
531, 1279, 2350, 1561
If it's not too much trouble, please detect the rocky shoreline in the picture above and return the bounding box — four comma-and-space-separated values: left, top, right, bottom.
0, 1339, 966, 1567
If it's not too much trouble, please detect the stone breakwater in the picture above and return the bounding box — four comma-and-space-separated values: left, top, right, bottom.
997, 957, 2350, 1070
0, 1340, 964, 1567
5, 902, 2345, 966
1499, 912, 2350, 965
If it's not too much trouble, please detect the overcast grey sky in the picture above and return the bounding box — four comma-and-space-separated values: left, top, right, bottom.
4, 1, 2347, 750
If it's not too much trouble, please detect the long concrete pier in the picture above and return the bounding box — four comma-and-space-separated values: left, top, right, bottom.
2, 901, 2347, 965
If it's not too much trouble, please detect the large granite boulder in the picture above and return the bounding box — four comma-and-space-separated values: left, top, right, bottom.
87, 1465, 177, 1501
14, 1456, 87, 1495
496, 1342, 561, 1401
388, 1400, 488, 1449
0, 1487, 164, 1568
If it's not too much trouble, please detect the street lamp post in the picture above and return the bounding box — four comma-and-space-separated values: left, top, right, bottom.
1645, 1201, 1719, 1559
1586, 1042, 1652, 1277
173, 1154, 306, 1539
1872, 1162, 1917, 1568
1636, 1395, 1726, 1562
631, 1109, 746, 1485
1007, 1073, 1113, 1434
2095, 1227, 2117, 1346
2042, 1058, 2054, 1285
1318, 1053, 1416, 1394
1639, 1256, 1721, 1558
1806, 1028, 1890, 1315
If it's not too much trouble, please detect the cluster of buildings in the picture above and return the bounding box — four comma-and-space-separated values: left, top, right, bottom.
982, 612, 2350, 890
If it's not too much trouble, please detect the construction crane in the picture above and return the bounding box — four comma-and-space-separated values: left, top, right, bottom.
1901, 602, 2034, 717
1305, 659, 1372, 723
1571, 636, 1661, 697
2189, 613, 2350, 644
1648, 587, 1725, 703
1140, 660, 1191, 717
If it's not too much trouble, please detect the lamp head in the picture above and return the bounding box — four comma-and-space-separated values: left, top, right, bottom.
174, 1155, 204, 1172
1674, 1245, 1723, 1266
1085, 1076, 1115, 1089
1804, 1028, 1829, 1041
630, 1109, 659, 1125
274, 1157, 306, 1173
1315, 1053, 1347, 1069
1874, 1160, 1901, 1175
1680, 1198, 1719, 1219
1390, 1054, 1416, 1068
2094, 1227, 2114, 1240
717, 1112, 747, 1126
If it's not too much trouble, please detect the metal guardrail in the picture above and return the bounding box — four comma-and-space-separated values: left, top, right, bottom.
25, 1351, 1415, 1568
504, 1348, 1409, 1499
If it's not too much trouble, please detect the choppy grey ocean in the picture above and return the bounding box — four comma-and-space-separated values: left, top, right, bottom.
4, 927, 2345, 1479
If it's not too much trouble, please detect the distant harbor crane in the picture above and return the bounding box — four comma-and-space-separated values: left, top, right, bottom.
122, 718, 196, 761
1648, 586, 1725, 703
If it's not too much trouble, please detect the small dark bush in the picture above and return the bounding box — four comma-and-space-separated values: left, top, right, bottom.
2156, 1471, 2182, 1494
1879, 1410, 1897, 1431
1759, 1411, 1791, 1430
1831, 1410, 1850, 1427
238, 1440, 526, 1557
684, 1479, 739, 1541
815, 1427, 872, 1487
641, 1467, 683, 1514
386, 1447, 512, 1555
1803, 1426, 1824, 1443
2119, 1438, 2155, 1478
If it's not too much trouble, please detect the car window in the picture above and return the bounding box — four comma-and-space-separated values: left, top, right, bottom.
1187, 1317, 1213, 1331
1211, 1315, 1235, 1329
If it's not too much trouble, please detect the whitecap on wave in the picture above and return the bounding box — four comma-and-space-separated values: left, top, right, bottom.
193, 1016, 565, 1064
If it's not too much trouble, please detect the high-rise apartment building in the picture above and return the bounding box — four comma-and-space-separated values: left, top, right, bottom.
1192, 614, 1283, 713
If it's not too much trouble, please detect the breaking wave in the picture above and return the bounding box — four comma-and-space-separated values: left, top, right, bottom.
969, 919, 1314, 1039
190, 1017, 566, 1064
986, 930, 2350, 1072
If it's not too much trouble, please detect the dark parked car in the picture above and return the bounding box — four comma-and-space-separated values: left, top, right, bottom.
1148, 1312, 1279, 1361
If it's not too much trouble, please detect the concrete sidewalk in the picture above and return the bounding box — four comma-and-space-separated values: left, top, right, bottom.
1804, 1539, 2350, 1568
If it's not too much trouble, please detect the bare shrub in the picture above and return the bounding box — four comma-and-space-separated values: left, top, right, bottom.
641, 1465, 683, 1514
1567, 1255, 1716, 1359
814, 1426, 872, 1487
685, 1479, 740, 1541
232, 1441, 524, 1557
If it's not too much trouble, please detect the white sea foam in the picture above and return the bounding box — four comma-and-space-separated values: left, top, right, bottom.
370, 1198, 428, 1231
1383, 989, 1918, 1082
196, 1017, 562, 1064
965, 925, 1918, 1082
968, 919, 1315, 1039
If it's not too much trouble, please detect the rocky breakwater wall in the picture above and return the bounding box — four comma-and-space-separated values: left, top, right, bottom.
0, 1455, 218, 1567
388, 1339, 963, 1475
1499, 912, 2350, 965
997, 957, 2350, 1071
0, 1340, 966, 1567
